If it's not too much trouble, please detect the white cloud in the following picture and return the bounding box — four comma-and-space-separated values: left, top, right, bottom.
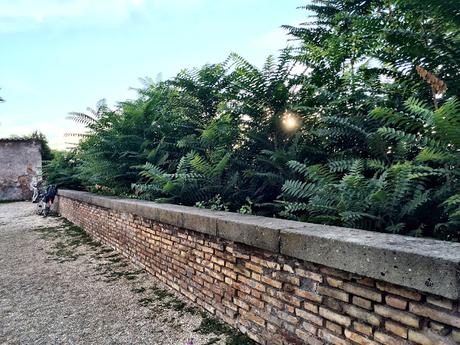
0, 0, 203, 32
0, 0, 132, 23
0, 0, 202, 20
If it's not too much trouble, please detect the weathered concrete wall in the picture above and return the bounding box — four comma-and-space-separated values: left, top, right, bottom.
58, 190, 460, 345
0, 140, 42, 201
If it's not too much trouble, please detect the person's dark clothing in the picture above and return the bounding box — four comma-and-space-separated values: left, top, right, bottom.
44, 185, 58, 203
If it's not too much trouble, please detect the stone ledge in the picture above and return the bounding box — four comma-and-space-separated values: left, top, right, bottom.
58, 189, 460, 299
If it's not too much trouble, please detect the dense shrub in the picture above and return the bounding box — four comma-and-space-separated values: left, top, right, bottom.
43, 150, 83, 190
47, 0, 460, 241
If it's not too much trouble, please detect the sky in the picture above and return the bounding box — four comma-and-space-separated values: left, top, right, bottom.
0, 0, 306, 149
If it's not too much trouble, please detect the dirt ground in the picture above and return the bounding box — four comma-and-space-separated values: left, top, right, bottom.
0, 202, 254, 345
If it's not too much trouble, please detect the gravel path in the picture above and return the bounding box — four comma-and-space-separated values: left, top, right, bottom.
0, 202, 249, 345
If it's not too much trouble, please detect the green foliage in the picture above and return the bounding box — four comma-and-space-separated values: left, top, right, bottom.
282, 99, 460, 240
31, 131, 54, 161
196, 195, 229, 212
47, 0, 460, 241
44, 150, 83, 189
285, 0, 460, 99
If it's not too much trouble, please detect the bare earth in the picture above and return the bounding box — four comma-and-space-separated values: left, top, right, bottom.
0, 202, 241, 345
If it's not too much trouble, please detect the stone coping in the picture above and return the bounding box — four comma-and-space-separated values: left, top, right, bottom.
58, 189, 460, 300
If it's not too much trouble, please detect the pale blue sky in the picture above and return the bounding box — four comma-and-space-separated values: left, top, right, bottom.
0, 0, 305, 149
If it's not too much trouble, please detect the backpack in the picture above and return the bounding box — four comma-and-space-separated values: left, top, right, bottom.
46, 184, 58, 199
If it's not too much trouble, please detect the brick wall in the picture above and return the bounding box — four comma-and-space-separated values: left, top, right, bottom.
58, 193, 460, 345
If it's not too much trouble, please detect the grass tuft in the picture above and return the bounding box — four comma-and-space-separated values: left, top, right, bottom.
194, 315, 256, 345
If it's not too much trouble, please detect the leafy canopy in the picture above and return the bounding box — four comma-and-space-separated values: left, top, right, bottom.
47, 0, 460, 241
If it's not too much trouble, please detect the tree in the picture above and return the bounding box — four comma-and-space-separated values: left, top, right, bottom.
44, 150, 83, 189
47, 1, 460, 241
285, 0, 460, 100
30, 131, 53, 161
282, 97, 460, 240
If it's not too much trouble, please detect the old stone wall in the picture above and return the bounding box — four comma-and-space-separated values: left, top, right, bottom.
57, 190, 460, 345
0, 139, 42, 200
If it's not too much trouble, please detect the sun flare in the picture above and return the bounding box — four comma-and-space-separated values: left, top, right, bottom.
282, 111, 300, 131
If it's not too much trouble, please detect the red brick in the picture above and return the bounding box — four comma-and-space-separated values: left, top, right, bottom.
353, 321, 372, 336
376, 282, 421, 301
295, 308, 323, 326
244, 262, 264, 274
352, 296, 372, 310
386, 295, 408, 310
317, 285, 349, 302
385, 320, 408, 339
260, 275, 282, 289
374, 305, 420, 328
294, 288, 323, 303
409, 302, 460, 328
325, 321, 342, 335
426, 296, 453, 310
317, 329, 350, 345
344, 329, 379, 345
296, 268, 323, 282
342, 282, 382, 302
319, 307, 351, 327
374, 332, 406, 345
